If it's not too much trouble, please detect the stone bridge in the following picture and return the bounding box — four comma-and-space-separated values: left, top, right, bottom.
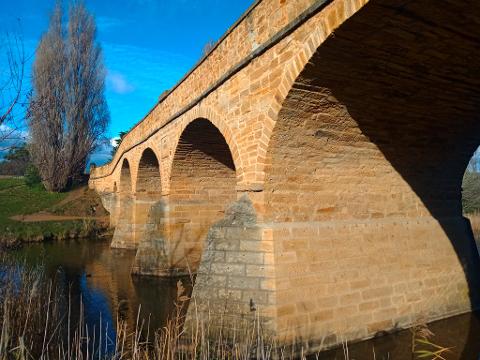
89, 0, 480, 351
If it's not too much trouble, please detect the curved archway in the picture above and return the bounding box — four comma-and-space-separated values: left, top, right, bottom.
168, 118, 237, 273
119, 158, 132, 193
134, 148, 162, 244
135, 148, 161, 194
263, 0, 480, 349
112, 159, 135, 249
131, 148, 168, 274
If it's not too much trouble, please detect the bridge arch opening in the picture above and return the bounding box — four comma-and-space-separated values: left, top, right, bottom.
134, 148, 163, 247
264, 0, 480, 348
112, 159, 136, 249
136, 148, 161, 194
119, 159, 132, 193
168, 118, 237, 273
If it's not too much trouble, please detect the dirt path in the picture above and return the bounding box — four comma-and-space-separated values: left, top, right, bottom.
55, 186, 86, 207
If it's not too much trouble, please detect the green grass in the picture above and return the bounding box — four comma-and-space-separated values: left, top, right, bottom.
0, 177, 24, 191
0, 178, 87, 242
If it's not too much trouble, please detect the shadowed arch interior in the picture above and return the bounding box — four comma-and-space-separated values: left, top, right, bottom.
119, 159, 132, 193
168, 118, 237, 273
263, 0, 480, 349
136, 148, 161, 194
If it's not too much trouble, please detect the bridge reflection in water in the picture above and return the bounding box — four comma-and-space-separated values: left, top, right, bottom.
10, 239, 190, 354
8, 238, 480, 359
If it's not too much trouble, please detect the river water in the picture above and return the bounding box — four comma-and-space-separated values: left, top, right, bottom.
8, 238, 480, 359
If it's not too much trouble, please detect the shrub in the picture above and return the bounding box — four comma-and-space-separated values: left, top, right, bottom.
24, 164, 42, 187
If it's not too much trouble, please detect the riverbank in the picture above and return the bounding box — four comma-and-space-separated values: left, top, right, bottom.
0, 177, 109, 248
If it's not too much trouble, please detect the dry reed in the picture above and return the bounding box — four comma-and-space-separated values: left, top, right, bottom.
0, 256, 451, 360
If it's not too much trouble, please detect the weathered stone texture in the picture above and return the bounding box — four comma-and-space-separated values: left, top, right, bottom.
90, 0, 480, 352
185, 195, 277, 334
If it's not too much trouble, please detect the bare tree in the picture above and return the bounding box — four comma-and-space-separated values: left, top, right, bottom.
0, 28, 27, 150
28, 2, 109, 191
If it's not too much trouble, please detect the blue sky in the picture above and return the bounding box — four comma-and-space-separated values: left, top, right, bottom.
0, 0, 252, 164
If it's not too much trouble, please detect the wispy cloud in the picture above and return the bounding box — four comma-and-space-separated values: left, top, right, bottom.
102, 42, 191, 133
88, 139, 113, 168
96, 16, 125, 32
106, 70, 135, 94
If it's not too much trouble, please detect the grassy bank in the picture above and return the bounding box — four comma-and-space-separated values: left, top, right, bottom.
0, 177, 106, 247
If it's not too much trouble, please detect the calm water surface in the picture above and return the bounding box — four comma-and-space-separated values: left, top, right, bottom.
9, 238, 480, 359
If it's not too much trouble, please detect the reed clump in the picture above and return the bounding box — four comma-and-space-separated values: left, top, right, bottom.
0, 256, 451, 360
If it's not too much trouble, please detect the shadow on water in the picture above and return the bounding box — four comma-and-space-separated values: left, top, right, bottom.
313, 311, 480, 359
9, 238, 192, 356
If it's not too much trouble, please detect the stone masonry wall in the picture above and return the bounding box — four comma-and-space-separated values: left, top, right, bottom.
90, 0, 480, 352
167, 119, 237, 273
263, 0, 480, 349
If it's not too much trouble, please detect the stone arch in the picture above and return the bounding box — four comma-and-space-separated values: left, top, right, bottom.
131, 147, 170, 275
118, 158, 132, 193
135, 147, 161, 194
111, 158, 136, 249
263, 0, 480, 347
166, 108, 243, 189
133, 148, 163, 244
167, 118, 237, 273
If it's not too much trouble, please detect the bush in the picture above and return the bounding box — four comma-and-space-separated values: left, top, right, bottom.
0, 144, 31, 176
24, 164, 42, 187
462, 171, 480, 213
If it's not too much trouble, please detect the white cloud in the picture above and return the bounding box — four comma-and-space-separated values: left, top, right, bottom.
87, 140, 114, 168
110, 137, 120, 147
106, 71, 135, 94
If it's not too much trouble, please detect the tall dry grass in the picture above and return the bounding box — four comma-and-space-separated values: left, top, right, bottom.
0, 256, 451, 360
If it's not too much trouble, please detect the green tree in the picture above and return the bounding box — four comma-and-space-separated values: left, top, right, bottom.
0, 144, 31, 176
462, 171, 480, 214
111, 131, 128, 158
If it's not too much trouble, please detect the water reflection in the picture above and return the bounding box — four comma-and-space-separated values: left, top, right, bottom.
10, 238, 187, 354
315, 311, 480, 359
8, 239, 480, 359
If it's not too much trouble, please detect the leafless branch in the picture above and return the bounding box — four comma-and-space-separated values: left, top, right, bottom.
28, 3, 109, 191
0, 25, 27, 148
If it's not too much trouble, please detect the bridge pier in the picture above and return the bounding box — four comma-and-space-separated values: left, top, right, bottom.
90, 0, 480, 353
131, 198, 171, 276
184, 195, 276, 335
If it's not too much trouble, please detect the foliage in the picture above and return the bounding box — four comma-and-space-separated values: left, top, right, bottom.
0, 143, 31, 176
462, 171, 480, 214
28, 2, 109, 192
24, 163, 42, 187
111, 130, 128, 158
4, 143, 29, 162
